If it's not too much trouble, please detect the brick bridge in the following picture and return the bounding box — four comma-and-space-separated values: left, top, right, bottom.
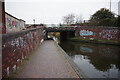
45, 27, 77, 41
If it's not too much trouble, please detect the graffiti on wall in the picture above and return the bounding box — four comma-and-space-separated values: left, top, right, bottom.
6, 18, 20, 28
80, 46, 93, 53
5, 13, 25, 33
2, 28, 45, 77
80, 30, 94, 38
99, 30, 119, 40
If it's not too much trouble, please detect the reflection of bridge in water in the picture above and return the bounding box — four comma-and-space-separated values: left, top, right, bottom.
60, 41, 119, 59
60, 41, 120, 73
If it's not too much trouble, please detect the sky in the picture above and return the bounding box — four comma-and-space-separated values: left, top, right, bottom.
5, 0, 120, 24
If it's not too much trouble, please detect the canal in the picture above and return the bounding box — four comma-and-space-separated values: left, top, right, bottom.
60, 41, 120, 78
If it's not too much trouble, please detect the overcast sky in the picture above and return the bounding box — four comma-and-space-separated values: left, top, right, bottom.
5, 0, 120, 24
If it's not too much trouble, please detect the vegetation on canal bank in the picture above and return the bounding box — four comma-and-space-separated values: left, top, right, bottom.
69, 37, 120, 45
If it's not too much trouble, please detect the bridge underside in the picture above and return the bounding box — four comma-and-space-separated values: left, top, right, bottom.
60, 31, 75, 41
46, 30, 75, 41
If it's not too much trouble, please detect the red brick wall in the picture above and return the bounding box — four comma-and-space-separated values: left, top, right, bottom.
0, 1, 2, 33
5, 12, 25, 33
2, 27, 45, 77
0, 1, 6, 34
78, 26, 120, 41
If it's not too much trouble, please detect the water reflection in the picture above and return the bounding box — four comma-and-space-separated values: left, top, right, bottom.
80, 46, 93, 53
60, 41, 120, 78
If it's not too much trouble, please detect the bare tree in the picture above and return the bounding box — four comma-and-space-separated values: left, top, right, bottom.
62, 13, 75, 25
75, 14, 83, 24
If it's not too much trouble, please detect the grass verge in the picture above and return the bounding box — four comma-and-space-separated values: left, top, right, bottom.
70, 37, 120, 45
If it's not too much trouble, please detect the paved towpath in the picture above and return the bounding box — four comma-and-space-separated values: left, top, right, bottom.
12, 40, 80, 78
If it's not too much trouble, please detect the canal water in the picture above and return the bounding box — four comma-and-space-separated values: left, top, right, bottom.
60, 41, 120, 78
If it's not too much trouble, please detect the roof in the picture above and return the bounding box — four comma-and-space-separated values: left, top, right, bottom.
5, 12, 25, 22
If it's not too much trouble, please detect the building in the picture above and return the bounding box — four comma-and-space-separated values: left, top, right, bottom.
1, 1, 26, 34
5, 12, 26, 33
118, 1, 120, 15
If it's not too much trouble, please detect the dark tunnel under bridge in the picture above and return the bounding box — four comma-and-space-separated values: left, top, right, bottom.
45, 27, 76, 41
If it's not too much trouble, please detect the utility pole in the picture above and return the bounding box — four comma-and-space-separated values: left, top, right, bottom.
110, 0, 111, 11
118, 1, 120, 16
33, 19, 35, 25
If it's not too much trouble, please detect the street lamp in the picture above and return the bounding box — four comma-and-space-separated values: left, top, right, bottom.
110, 0, 111, 12
33, 19, 35, 25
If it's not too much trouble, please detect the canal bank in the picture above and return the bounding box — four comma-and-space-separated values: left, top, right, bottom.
55, 41, 88, 79
69, 37, 120, 46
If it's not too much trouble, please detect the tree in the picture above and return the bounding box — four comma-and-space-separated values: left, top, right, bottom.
117, 16, 120, 27
91, 8, 114, 20
51, 24, 56, 27
90, 8, 116, 26
75, 14, 83, 24
62, 13, 75, 25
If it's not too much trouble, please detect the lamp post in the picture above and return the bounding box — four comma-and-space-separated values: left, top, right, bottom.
118, 1, 120, 16
110, 0, 111, 12
33, 19, 35, 25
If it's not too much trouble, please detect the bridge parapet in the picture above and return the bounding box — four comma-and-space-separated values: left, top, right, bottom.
2, 27, 45, 77
46, 27, 77, 32
46, 26, 120, 41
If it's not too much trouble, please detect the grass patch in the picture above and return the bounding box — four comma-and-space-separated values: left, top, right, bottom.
25, 57, 29, 60
70, 37, 119, 44
70, 37, 93, 41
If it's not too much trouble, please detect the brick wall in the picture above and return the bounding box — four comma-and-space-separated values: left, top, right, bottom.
78, 26, 120, 41
0, 1, 2, 33
2, 27, 45, 77
5, 13, 26, 33
0, 1, 6, 34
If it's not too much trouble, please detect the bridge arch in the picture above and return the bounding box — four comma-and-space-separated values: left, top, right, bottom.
45, 27, 77, 41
